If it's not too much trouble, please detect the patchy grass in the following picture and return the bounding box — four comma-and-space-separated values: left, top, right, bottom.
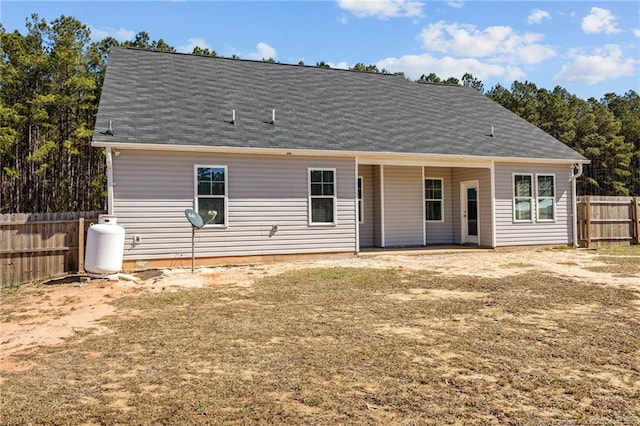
586, 256, 640, 277
586, 245, 640, 277
596, 244, 640, 256
501, 262, 535, 269
1, 267, 639, 425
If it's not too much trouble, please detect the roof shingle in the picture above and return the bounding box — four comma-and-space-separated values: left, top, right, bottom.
93, 48, 586, 162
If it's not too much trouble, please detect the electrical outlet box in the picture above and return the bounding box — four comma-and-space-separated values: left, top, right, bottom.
133, 235, 142, 243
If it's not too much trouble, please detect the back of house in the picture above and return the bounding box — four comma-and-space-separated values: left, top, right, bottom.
92, 47, 588, 268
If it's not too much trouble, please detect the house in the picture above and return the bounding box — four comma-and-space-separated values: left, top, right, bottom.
92, 48, 588, 268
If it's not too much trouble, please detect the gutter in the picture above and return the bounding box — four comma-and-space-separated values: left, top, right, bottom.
570, 163, 584, 248
91, 140, 589, 166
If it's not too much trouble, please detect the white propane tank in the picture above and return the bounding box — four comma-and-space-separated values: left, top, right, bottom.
84, 215, 125, 276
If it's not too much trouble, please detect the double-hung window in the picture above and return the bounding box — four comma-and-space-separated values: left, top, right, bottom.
513, 174, 533, 221
537, 175, 555, 221
309, 168, 336, 225
425, 178, 443, 221
513, 173, 555, 222
195, 165, 227, 226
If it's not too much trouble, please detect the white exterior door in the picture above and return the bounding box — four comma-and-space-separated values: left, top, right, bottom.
461, 180, 479, 244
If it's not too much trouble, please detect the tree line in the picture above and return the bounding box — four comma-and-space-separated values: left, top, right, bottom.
1, 14, 638, 213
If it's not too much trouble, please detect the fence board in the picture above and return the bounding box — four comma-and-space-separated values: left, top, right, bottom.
634, 197, 640, 244
577, 196, 638, 248
0, 211, 101, 287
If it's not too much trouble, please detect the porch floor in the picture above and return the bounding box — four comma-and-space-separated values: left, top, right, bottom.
358, 245, 494, 257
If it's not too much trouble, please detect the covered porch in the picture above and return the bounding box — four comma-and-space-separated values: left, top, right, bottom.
356, 161, 494, 250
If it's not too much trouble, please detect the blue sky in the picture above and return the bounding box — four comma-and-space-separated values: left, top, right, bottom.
2, 1, 639, 99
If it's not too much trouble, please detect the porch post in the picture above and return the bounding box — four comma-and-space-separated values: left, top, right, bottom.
354, 157, 359, 253
421, 166, 426, 246
490, 161, 496, 248
380, 164, 385, 248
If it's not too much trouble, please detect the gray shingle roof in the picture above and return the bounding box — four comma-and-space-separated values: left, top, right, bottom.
93, 48, 586, 162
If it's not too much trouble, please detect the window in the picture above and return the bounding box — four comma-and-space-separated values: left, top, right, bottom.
513, 174, 533, 221
309, 168, 336, 225
537, 175, 555, 221
357, 177, 363, 224
425, 178, 443, 221
195, 165, 227, 226
513, 173, 556, 222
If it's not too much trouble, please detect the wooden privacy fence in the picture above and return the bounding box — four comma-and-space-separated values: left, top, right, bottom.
577, 196, 640, 248
0, 211, 102, 287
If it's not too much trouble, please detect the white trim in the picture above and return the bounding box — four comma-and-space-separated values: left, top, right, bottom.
106, 147, 114, 215
424, 177, 445, 223
308, 167, 337, 226
421, 167, 426, 246
460, 180, 480, 244
512, 173, 557, 224
92, 141, 589, 165
359, 158, 493, 168
380, 165, 385, 248
194, 164, 228, 228
490, 161, 496, 248
476, 183, 480, 246
357, 176, 364, 224
513, 173, 534, 223
536, 174, 556, 222
355, 158, 360, 253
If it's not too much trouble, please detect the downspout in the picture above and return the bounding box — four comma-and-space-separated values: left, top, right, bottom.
106, 146, 114, 215
570, 163, 583, 248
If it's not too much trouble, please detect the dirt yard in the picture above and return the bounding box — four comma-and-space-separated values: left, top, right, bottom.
1, 247, 639, 424
2, 247, 638, 365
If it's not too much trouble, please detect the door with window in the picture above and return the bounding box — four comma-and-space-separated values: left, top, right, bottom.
460, 180, 479, 244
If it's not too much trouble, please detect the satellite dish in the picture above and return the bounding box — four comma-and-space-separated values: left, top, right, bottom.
185, 208, 204, 229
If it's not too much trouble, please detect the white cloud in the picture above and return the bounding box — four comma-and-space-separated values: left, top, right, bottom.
634, 28, 640, 38
447, 1, 463, 9
338, 14, 349, 24
581, 7, 620, 34
328, 61, 350, 69
337, 0, 423, 19
554, 45, 635, 85
419, 21, 555, 64
177, 38, 211, 54
527, 9, 550, 25
375, 53, 525, 83
246, 42, 277, 61
89, 25, 135, 41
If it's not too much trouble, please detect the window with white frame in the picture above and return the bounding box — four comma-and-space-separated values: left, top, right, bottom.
425, 178, 443, 221
357, 176, 363, 224
537, 175, 555, 221
513, 174, 533, 221
309, 169, 336, 225
195, 165, 227, 226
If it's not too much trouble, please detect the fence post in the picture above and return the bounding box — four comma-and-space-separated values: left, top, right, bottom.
78, 217, 85, 273
634, 197, 639, 245
585, 196, 591, 248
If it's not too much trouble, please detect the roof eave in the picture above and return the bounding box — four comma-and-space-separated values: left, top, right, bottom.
91, 140, 590, 165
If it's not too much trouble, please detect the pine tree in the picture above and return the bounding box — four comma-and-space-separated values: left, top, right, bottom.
537, 87, 576, 144
603, 91, 640, 195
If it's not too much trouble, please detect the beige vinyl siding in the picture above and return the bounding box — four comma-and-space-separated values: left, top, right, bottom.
112, 150, 356, 259
452, 168, 493, 246
373, 165, 383, 247
358, 165, 375, 248
424, 167, 454, 245
383, 166, 424, 247
494, 163, 572, 246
